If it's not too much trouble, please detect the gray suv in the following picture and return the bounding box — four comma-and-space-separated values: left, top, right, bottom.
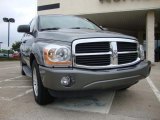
18, 15, 151, 105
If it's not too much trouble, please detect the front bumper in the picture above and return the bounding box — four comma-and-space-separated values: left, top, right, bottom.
39, 61, 151, 91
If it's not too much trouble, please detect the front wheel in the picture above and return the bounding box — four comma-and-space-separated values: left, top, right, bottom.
20, 59, 26, 76
32, 60, 53, 105
118, 85, 131, 91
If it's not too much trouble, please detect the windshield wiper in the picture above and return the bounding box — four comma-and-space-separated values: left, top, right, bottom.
40, 27, 60, 31
70, 27, 94, 30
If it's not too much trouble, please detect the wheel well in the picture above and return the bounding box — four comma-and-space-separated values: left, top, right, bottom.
30, 53, 36, 68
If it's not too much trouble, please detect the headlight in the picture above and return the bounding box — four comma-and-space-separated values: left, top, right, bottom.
139, 44, 145, 60
43, 44, 71, 67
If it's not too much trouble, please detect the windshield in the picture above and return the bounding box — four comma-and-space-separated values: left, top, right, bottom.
39, 15, 101, 31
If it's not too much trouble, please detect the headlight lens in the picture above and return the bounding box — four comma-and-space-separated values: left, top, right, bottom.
44, 45, 71, 67
55, 48, 71, 61
139, 44, 145, 60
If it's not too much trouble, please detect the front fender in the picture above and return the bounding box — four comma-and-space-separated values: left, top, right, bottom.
31, 43, 45, 66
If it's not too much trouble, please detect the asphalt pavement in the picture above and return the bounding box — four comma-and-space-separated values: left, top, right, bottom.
0, 61, 160, 120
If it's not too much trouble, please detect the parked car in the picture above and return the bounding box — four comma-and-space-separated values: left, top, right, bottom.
12, 53, 20, 59
18, 15, 151, 105
0, 53, 8, 58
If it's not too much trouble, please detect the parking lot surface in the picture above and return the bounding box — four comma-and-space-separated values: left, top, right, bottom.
0, 61, 160, 120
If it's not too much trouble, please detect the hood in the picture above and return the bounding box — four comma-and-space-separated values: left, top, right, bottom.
37, 29, 136, 43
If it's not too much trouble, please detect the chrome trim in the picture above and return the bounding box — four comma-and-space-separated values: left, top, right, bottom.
74, 58, 140, 69
118, 51, 138, 54
72, 38, 138, 44
110, 41, 118, 65
72, 38, 140, 69
75, 52, 111, 56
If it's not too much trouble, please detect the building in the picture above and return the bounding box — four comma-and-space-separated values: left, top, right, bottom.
37, 0, 160, 62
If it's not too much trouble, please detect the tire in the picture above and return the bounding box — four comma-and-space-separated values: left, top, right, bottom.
32, 60, 53, 105
20, 59, 26, 76
118, 86, 131, 91
21, 68, 26, 76
117, 85, 132, 91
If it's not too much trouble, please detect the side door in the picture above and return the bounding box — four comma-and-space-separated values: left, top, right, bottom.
24, 17, 38, 68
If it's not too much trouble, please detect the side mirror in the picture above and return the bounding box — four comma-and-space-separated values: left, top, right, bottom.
17, 25, 30, 33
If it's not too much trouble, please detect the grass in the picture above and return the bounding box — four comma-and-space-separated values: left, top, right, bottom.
0, 58, 20, 61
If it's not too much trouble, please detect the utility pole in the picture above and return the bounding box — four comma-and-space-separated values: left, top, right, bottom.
0, 42, 2, 53
3, 17, 15, 58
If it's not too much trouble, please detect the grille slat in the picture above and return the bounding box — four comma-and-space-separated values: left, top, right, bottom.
76, 55, 110, 66
117, 42, 137, 52
118, 53, 138, 64
76, 42, 110, 53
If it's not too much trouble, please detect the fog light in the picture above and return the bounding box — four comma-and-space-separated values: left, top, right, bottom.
61, 76, 71, 87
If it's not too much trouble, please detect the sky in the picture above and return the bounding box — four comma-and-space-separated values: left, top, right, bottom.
0, 0, 37, 49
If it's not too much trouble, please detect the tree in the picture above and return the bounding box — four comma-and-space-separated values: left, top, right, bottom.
0, 49, 8, 54
12, 41, 21, 52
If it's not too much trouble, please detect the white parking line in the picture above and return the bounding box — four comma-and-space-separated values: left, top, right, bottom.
0, 89, 33, 101
146, 77, 160, 102
105, 91, 115, 114
9, 89, 33, 101
0, 76, 23, 83
4, 80, 30, 82
0, 66, 20, 70
0, 86, 32, 89
0, 75, 32, 101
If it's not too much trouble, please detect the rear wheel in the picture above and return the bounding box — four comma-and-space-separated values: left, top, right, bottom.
32, 60, 53, 105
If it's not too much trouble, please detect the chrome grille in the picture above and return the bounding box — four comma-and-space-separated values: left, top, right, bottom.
72, 38, 140, 69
